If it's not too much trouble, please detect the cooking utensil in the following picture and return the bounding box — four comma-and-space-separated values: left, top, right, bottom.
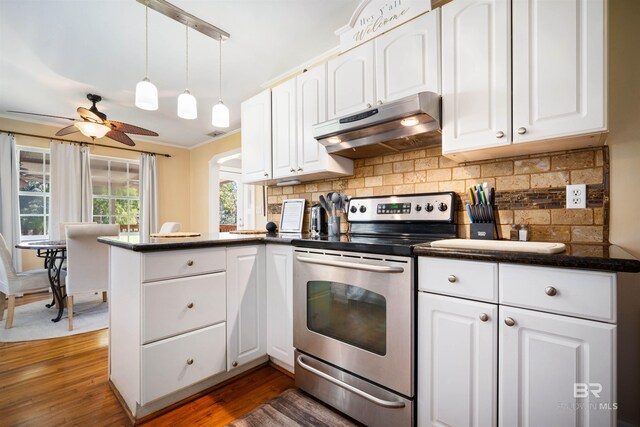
318, 195, 331, 213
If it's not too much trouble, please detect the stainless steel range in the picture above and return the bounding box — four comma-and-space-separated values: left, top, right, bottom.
292, 192, 457, 427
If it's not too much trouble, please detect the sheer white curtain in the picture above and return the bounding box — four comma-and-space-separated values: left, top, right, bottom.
0, 133, 21, 271
49, 142, 93, 240
139, 153, 158, 238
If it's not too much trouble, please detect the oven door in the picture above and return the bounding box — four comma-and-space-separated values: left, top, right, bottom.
293, 248, 414, 397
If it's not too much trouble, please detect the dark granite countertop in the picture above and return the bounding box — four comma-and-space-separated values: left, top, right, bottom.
98, 232, 300, 252
413, 242, 640, 273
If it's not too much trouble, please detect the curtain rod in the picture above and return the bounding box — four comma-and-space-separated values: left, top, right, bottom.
0, 129, 172, 158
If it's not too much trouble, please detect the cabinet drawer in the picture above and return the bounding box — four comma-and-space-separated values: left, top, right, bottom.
142, 247, 226, 282
142, 272, 226, 344
499, 264, 616, 322
141, 323, 226, 405
419, 257, 498, 302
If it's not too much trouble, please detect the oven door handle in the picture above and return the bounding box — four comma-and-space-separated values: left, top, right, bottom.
296, 355, 406, 409
295, 256, 405, 273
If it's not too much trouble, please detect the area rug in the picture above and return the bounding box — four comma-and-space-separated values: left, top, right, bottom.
227, 388, 360, 427
0, 293, 108, 342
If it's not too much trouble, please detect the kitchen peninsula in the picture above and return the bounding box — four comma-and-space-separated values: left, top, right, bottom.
99, 232, 639, 422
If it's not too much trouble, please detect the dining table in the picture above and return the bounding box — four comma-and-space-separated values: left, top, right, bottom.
15, 240, 67, 322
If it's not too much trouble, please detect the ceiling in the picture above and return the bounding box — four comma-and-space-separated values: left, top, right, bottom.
0, 0, 359, 148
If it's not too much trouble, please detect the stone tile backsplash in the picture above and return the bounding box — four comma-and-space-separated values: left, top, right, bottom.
267, 145, 608, 243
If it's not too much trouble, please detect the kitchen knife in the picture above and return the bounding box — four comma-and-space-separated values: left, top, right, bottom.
466, 203, 474, 223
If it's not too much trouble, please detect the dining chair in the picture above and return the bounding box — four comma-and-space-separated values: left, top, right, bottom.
59, 222, 96, 241
0, 234, 51, 329
65, 224, 119, 331
159, 222, 182, 233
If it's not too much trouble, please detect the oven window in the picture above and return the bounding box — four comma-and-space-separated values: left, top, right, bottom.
307, 281, 386, 356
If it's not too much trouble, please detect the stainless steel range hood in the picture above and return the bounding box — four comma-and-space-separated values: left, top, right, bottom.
313, 92, 441, 159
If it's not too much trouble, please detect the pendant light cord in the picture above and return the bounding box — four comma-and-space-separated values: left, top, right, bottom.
219, 37, 223, 102
145, 0, 149, 78
185, 23, 189, 90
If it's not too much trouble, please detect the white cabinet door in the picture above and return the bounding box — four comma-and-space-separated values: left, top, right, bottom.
241, 89, 272, 183
375, 10, 441, 104
499, 306, 616, 427
512, 0, 606, 143
296, 64, 328, 175
441, 0, 511, 153
266, 244, 294, 370
272, 79, 297, 179
418, 292, 497, 427
327, 42, 375, 119
226, 245, 267, 370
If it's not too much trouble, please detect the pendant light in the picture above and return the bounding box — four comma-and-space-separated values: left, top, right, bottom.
135, 0, 158, 111
177, 23, 197, 119
211, 37, 230, 128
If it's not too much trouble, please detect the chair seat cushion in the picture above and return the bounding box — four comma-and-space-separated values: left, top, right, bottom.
16, 269, 51, 292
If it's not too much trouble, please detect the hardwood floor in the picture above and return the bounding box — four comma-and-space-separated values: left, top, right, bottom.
0, 293, 295, 426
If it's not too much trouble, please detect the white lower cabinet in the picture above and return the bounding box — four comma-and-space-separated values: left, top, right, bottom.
418, 292, 497, 427
226, 245, 267, 371
141, 323, 227, 405
499, 306, 616, 427
266, 244, 294, 371
418, 258, 617, 427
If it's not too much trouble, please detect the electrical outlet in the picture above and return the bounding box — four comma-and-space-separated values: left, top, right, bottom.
566, 184, 586, 209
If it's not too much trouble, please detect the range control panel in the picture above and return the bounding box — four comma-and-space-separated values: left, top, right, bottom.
347, 192, 456, 223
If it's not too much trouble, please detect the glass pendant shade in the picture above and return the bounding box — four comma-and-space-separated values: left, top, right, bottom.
135, 77, 159, 111
75, 122, 110, 138
177, 90, 198, 119
211, 100, 229, 128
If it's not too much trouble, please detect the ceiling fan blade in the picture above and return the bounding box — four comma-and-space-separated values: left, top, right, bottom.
105, 120, 158, 136
77, 107, 104, 123
55, 124, 80, 136
7, 110, 76, 121
105, 130, 135, 147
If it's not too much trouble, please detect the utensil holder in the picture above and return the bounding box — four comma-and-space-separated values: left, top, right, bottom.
470, 222, 495, 240
328, 216, 341, 237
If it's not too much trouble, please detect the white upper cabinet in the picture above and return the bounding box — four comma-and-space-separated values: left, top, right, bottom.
375, 10, 441, 104
296, 64, 328, 174
441, 0, 511, 154
327, 42, 375, 119
272, 79, 297, 179
512, 0, 606, 143
499, 306, 616, 427
241, 89, 272, 183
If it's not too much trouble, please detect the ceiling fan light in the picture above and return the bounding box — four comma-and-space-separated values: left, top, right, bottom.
75, 121, 110, 138
177, 90, 198, 120
135, 77, 158, 111
211, 101, 229, 128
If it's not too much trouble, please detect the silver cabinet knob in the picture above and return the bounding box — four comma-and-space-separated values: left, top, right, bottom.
297, 167, 303, 172
377, 100, 383, 105
517, 127, 527, 135
504, 317, 516, 327
366, 103, 372, 108
187, 302, 194, 309
232, 361, 238, 367
479, 313, 489, 322
447, 275, 457, 283
289, 168, 295, 173
187, 260, 194, 266
545, 286, 558, 296
186, 358, 194, 365
264, 172, 269, 177
496, 131, 505, 138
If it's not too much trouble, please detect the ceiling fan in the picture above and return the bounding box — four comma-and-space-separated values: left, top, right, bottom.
8, 94, 159, 146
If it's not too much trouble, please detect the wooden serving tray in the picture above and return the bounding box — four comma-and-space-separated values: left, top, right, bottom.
430, 239, 566, 254
150, 232, 201, 238
228, 230, 268, 234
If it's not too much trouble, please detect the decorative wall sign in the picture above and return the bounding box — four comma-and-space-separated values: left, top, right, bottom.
336, 0, 431, 52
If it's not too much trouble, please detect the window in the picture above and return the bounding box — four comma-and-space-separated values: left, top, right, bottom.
91, 157, 140, 234
17, 147, 50, 240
